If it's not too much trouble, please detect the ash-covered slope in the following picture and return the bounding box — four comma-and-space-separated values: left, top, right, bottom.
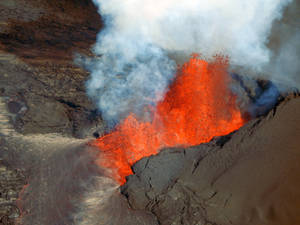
122, 94, 300, 225
0, 95, 158, 225
0, 0, 104, 223
0, 0, 104, 138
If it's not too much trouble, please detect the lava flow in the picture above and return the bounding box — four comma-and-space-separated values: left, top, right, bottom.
92, 55, 245, 184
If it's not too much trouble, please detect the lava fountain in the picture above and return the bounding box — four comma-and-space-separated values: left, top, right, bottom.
91, 54, 245, 184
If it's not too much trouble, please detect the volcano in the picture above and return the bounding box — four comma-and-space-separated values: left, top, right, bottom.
92, 55, 245, 184
0, 0, 299, 225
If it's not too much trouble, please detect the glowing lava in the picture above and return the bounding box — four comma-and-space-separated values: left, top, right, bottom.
92, 55, 245, 184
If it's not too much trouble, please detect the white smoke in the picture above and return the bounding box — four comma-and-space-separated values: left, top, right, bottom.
85, 36, 176, 124
88, 0, 295, 123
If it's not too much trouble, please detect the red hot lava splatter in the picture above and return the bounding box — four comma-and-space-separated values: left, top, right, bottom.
91, 55, 245, 184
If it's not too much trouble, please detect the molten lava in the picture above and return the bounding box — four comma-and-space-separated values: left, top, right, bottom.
92, 55, 245, 184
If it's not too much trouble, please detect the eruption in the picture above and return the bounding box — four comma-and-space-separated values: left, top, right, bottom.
92, 55, 245, 184
87, 0, 296, 125
86, 0, 295, 184
1, 0, 298, 224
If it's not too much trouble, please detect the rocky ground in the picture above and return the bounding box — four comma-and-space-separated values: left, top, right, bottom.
0, 0, 104, 138
0, 0, 104, 224
122, 94, 300, 225
0, 0, 299, 225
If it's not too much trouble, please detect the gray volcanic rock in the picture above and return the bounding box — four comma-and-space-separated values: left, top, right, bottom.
122, 95, 300, 225
0, 162, 26, 225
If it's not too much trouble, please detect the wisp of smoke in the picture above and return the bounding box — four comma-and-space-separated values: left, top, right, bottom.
87, 0, 296, 124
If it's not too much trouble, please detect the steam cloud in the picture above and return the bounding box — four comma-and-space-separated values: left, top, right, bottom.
87, 0, 297, 124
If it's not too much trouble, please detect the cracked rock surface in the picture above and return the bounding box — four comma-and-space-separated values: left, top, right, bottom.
122, 95, 300, 225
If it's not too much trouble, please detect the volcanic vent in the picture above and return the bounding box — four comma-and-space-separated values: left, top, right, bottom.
85, 0, 298, 187
92, 55, 246, 184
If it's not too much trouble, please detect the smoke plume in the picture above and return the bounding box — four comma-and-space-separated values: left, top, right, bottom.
87, 0, 296, 123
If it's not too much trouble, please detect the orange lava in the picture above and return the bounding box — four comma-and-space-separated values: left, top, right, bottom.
92, 55, 245, 184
